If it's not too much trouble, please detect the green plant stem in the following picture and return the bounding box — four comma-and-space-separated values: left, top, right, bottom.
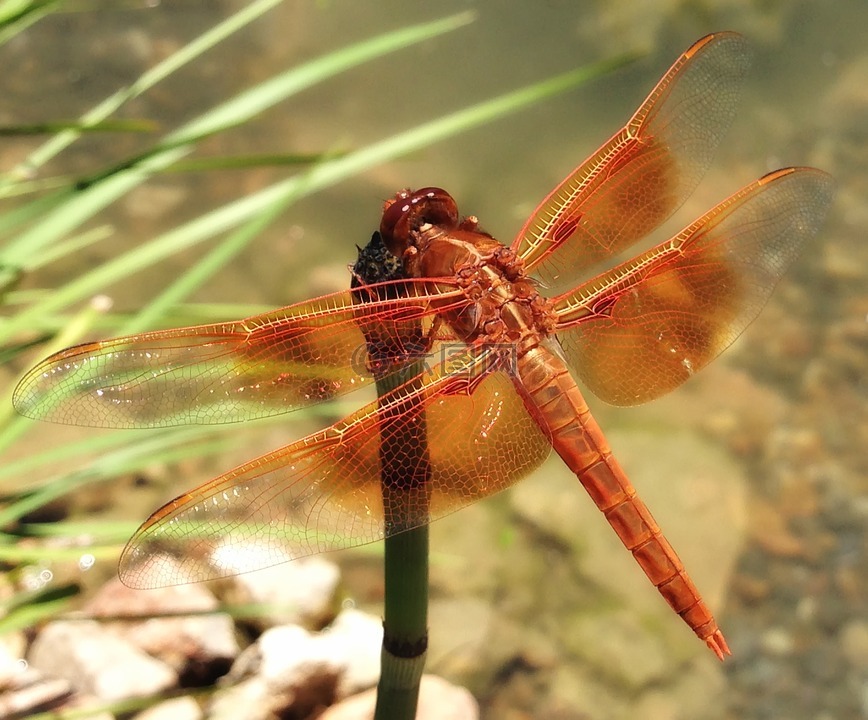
351, 235, 431, 718
373, 360, 430, 719
377, 525, 429, 716
382, 523, 429, 655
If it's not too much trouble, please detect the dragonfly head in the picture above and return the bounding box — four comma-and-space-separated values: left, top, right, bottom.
380, 187, 459, 258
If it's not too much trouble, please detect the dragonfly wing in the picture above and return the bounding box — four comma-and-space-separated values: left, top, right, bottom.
13, 279, 465, 428
553, 168, 834, 406
513, 32, 752, 293
119, 348, 551, 587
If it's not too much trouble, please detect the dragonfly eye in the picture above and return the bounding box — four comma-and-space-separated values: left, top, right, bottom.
380, 187, 459, 256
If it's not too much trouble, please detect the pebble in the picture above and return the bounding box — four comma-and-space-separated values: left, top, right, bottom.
28, 620, 176, 701
840, 620, 868, 670
226, 555, 341, 629
86, 578, 239, 681
319, 674, 479, 720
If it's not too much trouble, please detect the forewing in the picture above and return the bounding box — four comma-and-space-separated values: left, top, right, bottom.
13, 279, 465, 428
553, 168, 834, 405
513, 32, 752, 292
118, 351, 551, 587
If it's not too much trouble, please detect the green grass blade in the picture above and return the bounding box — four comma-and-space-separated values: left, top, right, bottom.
0, 0, 60, 46
119, 167, 315, 335
23, 224, 114, 271
0, 586, 78, 634
0, 541, 120, 565
0, 0, 285, 181
0, 11, 475, 267
0, 49, 632, 345
16, 520, 136, 540
164, 151, 346, 173
0, 428, 227, 527
0, 118, 158, 136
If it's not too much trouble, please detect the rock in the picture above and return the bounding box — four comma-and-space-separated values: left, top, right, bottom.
250, 624, 340, 688
319, 674, 478, 720
86, 577, 238, 683
655, 659, 726, 720
428, 598, 494, 680
450, 611, 560, 714
511, 427, 745, 659
429, 500, 504, 599
549, 665, 627, 720
135, 695, 203, 720
840, 620, 868, 670
748, 498, 805, 558
0, 630, 27, 685
208, 608, 386, 718
28, 620, 176, 702
207, 677, 273, 720
561, 608, 669, 690
759, 627, 795, 656
0, 666, 73, 718
500, 426, 741, 715
632, 689, 678, 720
226, 555, 341, 629
324, 608, 383, 698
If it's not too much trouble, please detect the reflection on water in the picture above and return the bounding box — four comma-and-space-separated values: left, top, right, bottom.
2, 2, 865, 719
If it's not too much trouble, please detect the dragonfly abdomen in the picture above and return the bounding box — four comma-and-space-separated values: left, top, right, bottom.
516, 344, 730, 659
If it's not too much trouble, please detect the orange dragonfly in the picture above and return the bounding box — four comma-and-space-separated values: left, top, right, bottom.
13, 32, 833, 659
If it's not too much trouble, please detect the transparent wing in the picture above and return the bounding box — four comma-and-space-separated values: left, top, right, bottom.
118, 349, 551, 587
13, 279, 466, 428
513, 32, 752, 293
553, 168, 834, 405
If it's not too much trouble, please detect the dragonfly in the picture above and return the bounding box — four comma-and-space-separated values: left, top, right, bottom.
13, 32, 833, 659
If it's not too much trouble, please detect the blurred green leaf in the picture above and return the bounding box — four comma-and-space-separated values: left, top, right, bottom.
0, 118, 158, 136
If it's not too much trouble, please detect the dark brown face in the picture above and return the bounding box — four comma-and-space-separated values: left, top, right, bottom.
379, 187, 459, 258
